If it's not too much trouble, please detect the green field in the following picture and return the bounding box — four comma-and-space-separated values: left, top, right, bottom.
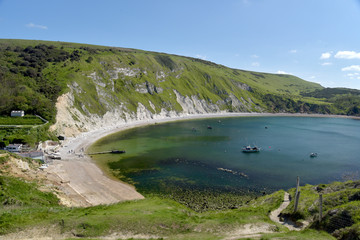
0, 115, 44, 125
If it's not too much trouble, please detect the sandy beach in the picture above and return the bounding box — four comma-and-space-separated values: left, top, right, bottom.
45, 112, 357, 206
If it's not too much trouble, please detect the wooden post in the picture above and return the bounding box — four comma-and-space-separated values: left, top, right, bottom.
295, 176, 300, 200
319, 194, 323, 222
294, 191, 300, 212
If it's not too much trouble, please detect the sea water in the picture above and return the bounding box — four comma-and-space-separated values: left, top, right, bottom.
90, 116, 360, 195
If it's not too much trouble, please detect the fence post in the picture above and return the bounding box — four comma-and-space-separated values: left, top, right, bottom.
319, 194, 323, 222
295, 176, 300, 199
294, 191, 300, 212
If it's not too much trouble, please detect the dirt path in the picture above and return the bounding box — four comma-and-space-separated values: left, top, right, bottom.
225, 192, 310, 239
224, 223, 275, 239
269, 192, 309, 231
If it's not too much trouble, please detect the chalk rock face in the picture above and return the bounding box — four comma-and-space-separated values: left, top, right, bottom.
50, 64, 258, 137
51, 87, 255, 137
173, 90, 221, 114
135, 81, 163, 94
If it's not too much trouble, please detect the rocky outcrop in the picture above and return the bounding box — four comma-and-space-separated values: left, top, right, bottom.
173, 90, 221, 114
135, 81, 163, 94
50, 66, 258, 137
50, 89, 180, 137
231, 80, 253, 92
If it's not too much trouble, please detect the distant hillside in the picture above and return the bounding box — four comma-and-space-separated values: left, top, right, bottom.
0, 39, 359, 141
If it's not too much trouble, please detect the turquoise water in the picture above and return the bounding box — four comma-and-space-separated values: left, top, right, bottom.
91, 116, 360, 195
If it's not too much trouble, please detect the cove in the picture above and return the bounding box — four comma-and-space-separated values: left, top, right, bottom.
89, 116, 360, 196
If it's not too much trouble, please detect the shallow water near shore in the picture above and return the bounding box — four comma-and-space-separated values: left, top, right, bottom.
90, 116, 360, 195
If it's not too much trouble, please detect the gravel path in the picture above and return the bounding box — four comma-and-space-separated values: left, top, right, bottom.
269, 192, 309, 231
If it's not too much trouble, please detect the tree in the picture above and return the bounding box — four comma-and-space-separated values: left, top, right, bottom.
347, 106, 360, 116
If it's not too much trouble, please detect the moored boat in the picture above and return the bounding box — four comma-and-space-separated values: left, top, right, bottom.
310, 152, 318, 157
111, 150, 126, 154
242, 145, 260, 153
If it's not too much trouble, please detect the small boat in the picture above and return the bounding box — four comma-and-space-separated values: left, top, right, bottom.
111, 150, 126, 154
39, 164, 48, 170
207, 125, 212, 129
48, 154, 61, 159
242, 145, 260, 153
310, 153, 318, 157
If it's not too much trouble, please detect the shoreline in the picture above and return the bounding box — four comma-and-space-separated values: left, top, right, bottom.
60, 112, 358, 155
51, 112, 358, 206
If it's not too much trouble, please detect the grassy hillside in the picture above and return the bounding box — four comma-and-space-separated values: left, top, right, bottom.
0, 154, 337, 239
3, 153, 357, 239
0, 38, 359, 145
0, 39, 323, 117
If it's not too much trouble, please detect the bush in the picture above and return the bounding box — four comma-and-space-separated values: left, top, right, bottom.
86, 56, 93, 63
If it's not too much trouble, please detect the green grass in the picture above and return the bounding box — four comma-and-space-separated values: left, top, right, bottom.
0, 193, 285, 239
0, 157, 339, 240
261, 229, 337, 239
0, 123, 57, 147
0, 166, 284, 239
0, 175, 59, 207
0, 38, 329, 120
279, 180, 360, 239
0, 115, 44, 125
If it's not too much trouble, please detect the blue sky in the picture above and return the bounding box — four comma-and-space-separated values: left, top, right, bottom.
1, 0, 360, 89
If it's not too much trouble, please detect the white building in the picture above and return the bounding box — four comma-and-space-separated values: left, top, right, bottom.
5, 144, 23, 152
11, 110, 25, 117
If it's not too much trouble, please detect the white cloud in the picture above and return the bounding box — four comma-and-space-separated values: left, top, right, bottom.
26, 22, 48, 30
195, 54, 207, 60
277, 70, 292, 75
347, 73, 360, 77
341, 65, 360, 72
346, 73, 360, 79
335, 51, 360, 59
321, 62, 332, 66
251, 62, 260, 67
309, 76, 316, 79
251, 54, 259, 58
289, 49, 297, 54
320, 52, 331, 59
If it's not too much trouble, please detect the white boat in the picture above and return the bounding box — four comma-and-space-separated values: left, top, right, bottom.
39, 164, 48, 169
242, 145, 260, 153
48, 154, 61, 159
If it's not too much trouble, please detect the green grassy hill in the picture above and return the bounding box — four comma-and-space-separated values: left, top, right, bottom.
0, 152, 338, 239
1, 38, 360, 144
0, 39, 326, 120
2, 38, 351, 145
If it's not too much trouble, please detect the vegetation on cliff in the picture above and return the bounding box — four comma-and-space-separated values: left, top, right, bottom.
1, 39, 360, 146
